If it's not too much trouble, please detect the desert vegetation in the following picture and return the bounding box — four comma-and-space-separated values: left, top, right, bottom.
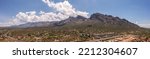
0, 27, 149, 42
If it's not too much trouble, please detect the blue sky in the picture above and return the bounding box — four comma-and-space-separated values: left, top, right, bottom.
0, 0, 150, 27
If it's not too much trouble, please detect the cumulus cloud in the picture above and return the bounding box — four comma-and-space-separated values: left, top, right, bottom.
2, 0, 89, 26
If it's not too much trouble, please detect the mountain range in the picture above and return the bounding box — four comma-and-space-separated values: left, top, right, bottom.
12, 13, 139, 29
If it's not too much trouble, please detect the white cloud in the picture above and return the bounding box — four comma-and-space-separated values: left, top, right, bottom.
1, 0, 89, 27
138, 24, 150, 28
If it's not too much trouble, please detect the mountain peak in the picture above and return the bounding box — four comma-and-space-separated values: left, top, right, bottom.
76, 15, 87, 19
90, 13, 139, 27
